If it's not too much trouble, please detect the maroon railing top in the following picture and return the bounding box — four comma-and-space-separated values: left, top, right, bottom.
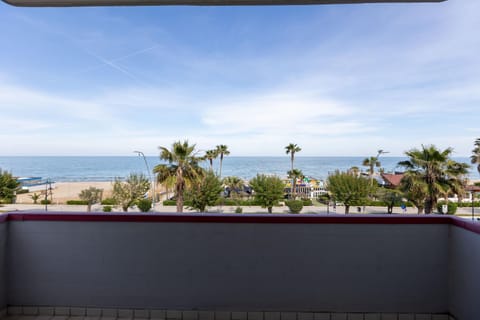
2, 211, 479, 234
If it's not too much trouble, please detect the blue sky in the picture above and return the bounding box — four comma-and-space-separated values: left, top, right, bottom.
0, 0, 479, 156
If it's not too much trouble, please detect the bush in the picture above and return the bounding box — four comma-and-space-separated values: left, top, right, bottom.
317, 194, 330, 204
163, 199, 177, 206
17, 189, 29, 194
101, 198, 116, 205
234, 206, 243, 214
137, 199, 152, 212
302, 198, 313, 206
457, 202, 480, 207
286, 200, 304, 214
103, 205, 112, 212
66, 200, 89, 205
437, 201, 458, 215
40, 199, 51, 205
162, 199, 192, 206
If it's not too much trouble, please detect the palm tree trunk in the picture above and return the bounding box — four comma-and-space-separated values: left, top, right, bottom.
219, 154, 224, 178
176, 168, 184, 213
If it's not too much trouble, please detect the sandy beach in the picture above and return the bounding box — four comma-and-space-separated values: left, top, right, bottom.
16, 181, 114, 205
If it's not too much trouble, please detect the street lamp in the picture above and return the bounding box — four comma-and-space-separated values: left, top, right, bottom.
133, 151, 155, 208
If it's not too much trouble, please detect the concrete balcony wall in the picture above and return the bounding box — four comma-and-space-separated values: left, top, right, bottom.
0, 217, 7, 309
6, 214, 450, 314
448, 224, 480, 320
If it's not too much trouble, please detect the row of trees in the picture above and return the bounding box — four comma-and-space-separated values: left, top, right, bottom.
328, 144, 472, 214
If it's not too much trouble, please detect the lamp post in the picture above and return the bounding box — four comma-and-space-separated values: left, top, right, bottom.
133, 151, 155, 208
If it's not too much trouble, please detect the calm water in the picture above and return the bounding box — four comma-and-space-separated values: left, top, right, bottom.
0, 156, 475, 182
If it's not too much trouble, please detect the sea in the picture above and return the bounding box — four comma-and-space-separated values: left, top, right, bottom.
0, 156, 476, 182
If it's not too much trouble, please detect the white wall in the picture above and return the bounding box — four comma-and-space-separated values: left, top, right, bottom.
0, 222, 7, 309
7, 220, 449, 313
449, 225, 480, 320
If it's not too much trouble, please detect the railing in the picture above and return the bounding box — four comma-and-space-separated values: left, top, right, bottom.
1, 213, 479, 319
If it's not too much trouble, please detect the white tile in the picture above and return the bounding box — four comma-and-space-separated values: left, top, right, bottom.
198, 311, 214, 320
247, 312, 263, 320
347, 314, 363, 320
118, 310, 133, 319
265, 313, 280, 320
71, 308, 86, 317
134, 310, 150, 319
364, 314, 380, 320
70, 316, 85, 320
22, 308, 38, 316
7, 307, 22, 316
331, 314, 347, 320
398, 315, 414, 320
215, 312, 231, 320
232, 313, 246, 320
298, 313, 313, 320
101, 309, 117, 318
183, 311, 198, 320
150, 310, 166, 320
313, 313, 330, 320
280, 313, 296, 320
166, 311, 182, 320
54, 308, 70, 317
87, 309, 102, 317
38, 308, 55, 316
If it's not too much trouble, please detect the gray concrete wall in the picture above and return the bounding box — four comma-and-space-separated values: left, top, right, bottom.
7, 220, 449, 313
449, 226, 480, 320
0, 221, 7, 310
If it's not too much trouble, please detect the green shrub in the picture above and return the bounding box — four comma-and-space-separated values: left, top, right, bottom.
286, 200, 304, 214
234, 206, 243, 214
302, 198, 313, 206
163, 199, 177, 206
457, 202, 480, 207
40, 199, 51, 205
103, 205, 112, 212
17, 189, 29, 194
101, 198, 116, 205
162, 199, 192, 206
137, 199, 152, 212
66, 200, 89, 205
437, 201, 458, 215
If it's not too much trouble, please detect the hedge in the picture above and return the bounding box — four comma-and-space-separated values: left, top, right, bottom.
101, 198, 116, 205
66, 200, 89, 205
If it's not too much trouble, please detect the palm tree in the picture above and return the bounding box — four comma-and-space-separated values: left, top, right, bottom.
285, 143, 302, 171
287, 168, 304, 199
223, 176, 244, 199
216, 145, 230, 178
399, 173, 428, 214
204, 149, 219, 171
154, 140, 204, 213
398, 145, 469, 214
362, 149, 388, 185
471, 138, 480, 176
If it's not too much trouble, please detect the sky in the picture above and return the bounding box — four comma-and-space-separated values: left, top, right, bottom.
0, 0, 479, 157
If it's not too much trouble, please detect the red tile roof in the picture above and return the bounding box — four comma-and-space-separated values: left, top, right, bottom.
381, 173, 404, 187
